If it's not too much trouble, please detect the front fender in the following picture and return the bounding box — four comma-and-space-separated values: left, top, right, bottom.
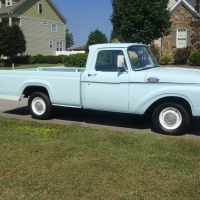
129, 83, 200, 116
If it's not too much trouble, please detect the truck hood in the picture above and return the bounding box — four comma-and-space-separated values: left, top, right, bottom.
144, 67, 200, 84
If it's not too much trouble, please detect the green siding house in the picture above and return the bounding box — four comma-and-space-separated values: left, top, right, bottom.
0, 0, 67, 55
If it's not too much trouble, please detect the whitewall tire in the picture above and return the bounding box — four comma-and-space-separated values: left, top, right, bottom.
153, 103, 190, 135
28, 92, 52, 120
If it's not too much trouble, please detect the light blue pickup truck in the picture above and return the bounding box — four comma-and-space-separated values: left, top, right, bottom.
0, 43, 200, 135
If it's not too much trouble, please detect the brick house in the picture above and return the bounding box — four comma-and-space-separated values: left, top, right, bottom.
155, 0, 200, 56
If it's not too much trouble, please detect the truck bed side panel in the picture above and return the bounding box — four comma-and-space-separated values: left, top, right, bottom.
0, 70, 82, 107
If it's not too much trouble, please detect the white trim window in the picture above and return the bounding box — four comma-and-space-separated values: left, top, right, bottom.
6, 0, 12, 7
176, 28, 187, 48
49, 41, 53, 49
56, 42, 63, 51
0, 0, 2, 8
51, 24, 57, 32
38, 2, 43, 14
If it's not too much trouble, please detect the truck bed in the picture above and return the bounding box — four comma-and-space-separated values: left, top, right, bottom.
0, 67, 85, 108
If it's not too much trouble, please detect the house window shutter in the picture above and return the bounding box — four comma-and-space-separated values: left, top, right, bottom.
172, 30, 176, 47
187, 29, 192, 46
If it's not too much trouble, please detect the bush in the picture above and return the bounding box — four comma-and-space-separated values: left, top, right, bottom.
150, 44, 160, 61
43, 55, 58, 64
173, 47, 191, 64
0, 58, 5, 67
29, 54, 65, 64
159, 55, 172, 64
63, 53, 88, 67
15, 55, 30, 64
189, 51, 200, 66
35, 54, 45, 63
29, 56, 36, 64
56, 55, 66, 63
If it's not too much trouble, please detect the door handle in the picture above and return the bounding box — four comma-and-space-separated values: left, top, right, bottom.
88, 74, 97, 77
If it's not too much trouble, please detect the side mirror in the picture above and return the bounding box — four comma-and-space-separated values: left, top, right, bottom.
117, 55, 124, 68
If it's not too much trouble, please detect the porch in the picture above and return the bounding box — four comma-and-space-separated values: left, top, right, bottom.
0, 16, 20, 26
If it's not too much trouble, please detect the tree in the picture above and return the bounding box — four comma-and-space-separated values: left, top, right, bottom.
85, 29, 108, 52
4, 25, 26, 67
110, 29, 122, 43
110, 0, 172, 44
0, 22, 8, 56
66, 28, 74, 49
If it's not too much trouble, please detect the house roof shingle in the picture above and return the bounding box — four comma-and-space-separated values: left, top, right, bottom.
170, 0, 200, 17
0, 0, 67, 23
0, 0, 27, 14
70, 46, 85, 51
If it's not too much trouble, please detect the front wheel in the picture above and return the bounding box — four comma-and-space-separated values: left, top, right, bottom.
28, 92, 52, 120
152, 103, 190, 135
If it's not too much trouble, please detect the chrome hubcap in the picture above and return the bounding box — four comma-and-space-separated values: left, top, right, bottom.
159, 107, 182, 130
35, 101, 44, 112
164, 112, 178, 126
32, 97, 46, 115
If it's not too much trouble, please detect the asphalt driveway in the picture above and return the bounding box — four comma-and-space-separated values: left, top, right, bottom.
0, 98, 200, 139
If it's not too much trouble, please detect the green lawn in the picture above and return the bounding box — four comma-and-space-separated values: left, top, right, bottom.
0, 63, 64, 70
0, 116, 200, 199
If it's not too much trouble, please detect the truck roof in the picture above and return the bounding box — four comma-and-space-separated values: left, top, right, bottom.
89, 43, 149, 50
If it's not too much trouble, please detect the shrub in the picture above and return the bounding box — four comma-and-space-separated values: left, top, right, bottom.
34, 54, 45, 63
29, 55, 65, 64
189, 51, 200, 66
29, 56, 36, 64
0, 58, 5, 67
43, 55, 58, 64
56, 55, 66, 63
159, 54, 172, 64
173, 47, 191, 64
150, 44, 160, 61
15, 55, 30, 64
63, 53, 88, 67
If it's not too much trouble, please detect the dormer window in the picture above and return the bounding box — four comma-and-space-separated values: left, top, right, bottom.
6, 0, 12, 7
38, 2, 43, 14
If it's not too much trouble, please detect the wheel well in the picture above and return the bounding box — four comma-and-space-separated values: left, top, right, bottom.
145, 97, 192, 116
23, 86, 49, 98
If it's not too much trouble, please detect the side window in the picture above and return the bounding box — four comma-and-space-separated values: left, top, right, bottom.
176, 28, 187, 48
49, 41, 53, 49
51, 24, 57, 32
6, 0, 12, 7
95, 50, 127, 72
38, 2, 43, 14
56, 42, 63, 51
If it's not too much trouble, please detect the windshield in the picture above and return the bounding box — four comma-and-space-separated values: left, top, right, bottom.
128, 46, 160, 71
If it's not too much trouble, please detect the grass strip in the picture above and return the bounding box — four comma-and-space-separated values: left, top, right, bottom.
0, 117, 199, 200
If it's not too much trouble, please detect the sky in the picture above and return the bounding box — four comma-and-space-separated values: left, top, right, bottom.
52, 0, 113, 48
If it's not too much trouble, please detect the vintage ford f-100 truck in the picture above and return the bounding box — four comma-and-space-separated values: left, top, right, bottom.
0, 43, 199, 135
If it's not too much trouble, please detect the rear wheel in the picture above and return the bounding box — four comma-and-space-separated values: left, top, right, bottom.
28, 92, 52, 120
152, 103, 190, 135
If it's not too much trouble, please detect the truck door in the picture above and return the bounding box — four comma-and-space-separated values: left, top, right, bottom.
83, 49, 129, 113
